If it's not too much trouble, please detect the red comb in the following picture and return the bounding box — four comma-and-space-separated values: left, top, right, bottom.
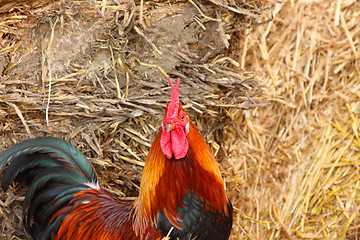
161, 77, 188, 159
167, 77, 180, 121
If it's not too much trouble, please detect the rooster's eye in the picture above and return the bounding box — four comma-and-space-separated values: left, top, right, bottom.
180, 115, 185, 121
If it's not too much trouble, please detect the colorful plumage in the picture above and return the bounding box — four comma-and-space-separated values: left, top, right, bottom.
0, 77, 233, 240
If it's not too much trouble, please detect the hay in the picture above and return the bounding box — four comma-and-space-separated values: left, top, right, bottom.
2, 0, 359, 239
0, 0, 264, 238
228, 0, 360, 239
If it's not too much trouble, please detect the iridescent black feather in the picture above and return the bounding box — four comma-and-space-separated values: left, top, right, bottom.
0, 137, 97, 239
157, 192, 233, 240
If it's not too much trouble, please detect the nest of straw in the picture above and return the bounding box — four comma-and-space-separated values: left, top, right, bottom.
0, 0, 265, 238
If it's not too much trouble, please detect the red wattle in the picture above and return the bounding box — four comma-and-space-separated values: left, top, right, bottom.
160, 130, 172, 159
160, 126, 188, 160
171, 126, 188, 159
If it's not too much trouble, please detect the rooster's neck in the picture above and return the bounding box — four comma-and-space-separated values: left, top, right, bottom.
133, 121, 229, 236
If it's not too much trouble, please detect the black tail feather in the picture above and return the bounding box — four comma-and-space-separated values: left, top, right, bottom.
0, 137, 98, 238
1, 153, 61, 191
0, 137, 97, 182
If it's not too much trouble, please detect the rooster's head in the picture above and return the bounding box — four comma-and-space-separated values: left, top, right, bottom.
160, 77, 189, 160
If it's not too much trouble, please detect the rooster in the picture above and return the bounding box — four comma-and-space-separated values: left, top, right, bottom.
0, 78, 233, 240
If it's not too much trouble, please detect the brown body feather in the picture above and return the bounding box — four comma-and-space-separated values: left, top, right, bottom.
53, 187, 162, 240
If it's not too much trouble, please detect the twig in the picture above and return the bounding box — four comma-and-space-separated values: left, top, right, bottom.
241, 28, 249, 69
45, 16, 59, 125
134, 57, 168, 78
45, 57, 52, 125
334, 0, 341, 26
86, 0, 105, 19
193, 16, 206, 30
208, 0, 260, 18
125, 0, 136, 29
139, 0, 146, 28
7, 103, 34, 138
115, 0, 136, 36
340, 11, 359, 72
109, 46, 122, 99
272, 205, 296, 240
125, 71, 129, 99
188, 0, 220, 22
216, 9, 229, 49
134, 26, 162, 55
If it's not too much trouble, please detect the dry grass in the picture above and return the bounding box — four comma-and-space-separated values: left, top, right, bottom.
1, 0, 359, 239
0, 0, 263, 239
228, 0, 360, 239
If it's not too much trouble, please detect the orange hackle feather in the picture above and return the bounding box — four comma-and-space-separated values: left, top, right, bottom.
133, 105, 229, 237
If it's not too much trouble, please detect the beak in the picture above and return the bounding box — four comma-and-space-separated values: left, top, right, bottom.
166, 124, 174, 132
